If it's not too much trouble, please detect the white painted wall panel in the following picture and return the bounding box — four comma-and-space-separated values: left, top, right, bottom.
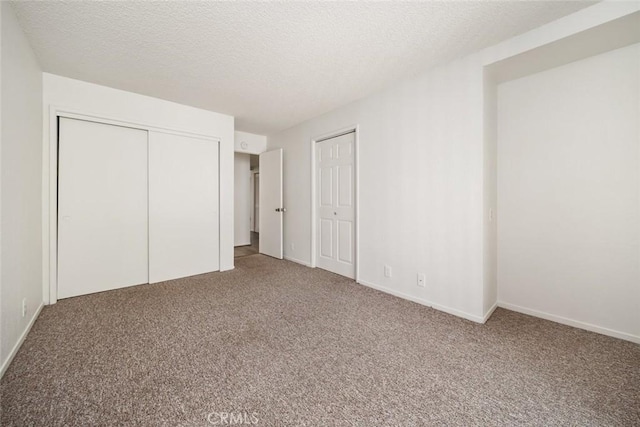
235, 131, 267, 154
497, 43, 640, 341
1, 2, 43, 374
149, 132, 220, 283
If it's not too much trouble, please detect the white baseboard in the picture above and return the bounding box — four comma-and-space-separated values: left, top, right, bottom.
498, 301, 640, 344
357, 279, 485, 323
284, 256, 312, 267
0, 302, 44, 379
483, 301, 498, 323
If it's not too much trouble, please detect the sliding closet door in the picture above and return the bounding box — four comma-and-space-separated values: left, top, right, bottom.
58, 118, 148, 299
149, 132, 220, 283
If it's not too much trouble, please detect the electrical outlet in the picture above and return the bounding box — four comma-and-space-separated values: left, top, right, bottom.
290, 243, 295, 251
489, 208, 494, 222
417, 274, 426, 287
384, 265, 392, 278
21, 298, 27, 317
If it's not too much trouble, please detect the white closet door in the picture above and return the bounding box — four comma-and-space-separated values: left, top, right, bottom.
316, 132, 355, 278
149, 132, 220, 283
58, 118, 149, 299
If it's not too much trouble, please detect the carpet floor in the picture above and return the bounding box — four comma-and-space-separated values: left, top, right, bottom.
1, 255, 639, 426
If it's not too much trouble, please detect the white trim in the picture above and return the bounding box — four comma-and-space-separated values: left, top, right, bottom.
0, 302, 44, 379
284, 255, 312, 267
483, 301, 498, 323
53, 108, 221, 141
357, 279, 485, 324
310, 125, 360, 281
498, 301, 640, 344
45, 106, 222, 304
309, 136, 316, 269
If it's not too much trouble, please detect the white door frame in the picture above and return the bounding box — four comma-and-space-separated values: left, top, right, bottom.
45, 106, 221, 304
310, 125, 359, 281
250, 169, 259, 232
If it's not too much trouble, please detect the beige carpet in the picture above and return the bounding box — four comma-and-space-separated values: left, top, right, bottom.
1, 255, 638, 426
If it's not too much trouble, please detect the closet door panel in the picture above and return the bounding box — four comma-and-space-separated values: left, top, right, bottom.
58, 118, 148, 299
149, 132, 220, 283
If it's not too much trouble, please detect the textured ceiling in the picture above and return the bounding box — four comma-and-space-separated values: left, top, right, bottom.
12, 1, 595, 134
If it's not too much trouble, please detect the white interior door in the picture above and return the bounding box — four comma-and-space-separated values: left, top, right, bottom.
259, 149, 283, 259
316, 132, 355, 278
148, 132, 220, 283
58, 118, 148, 299
254, 173, 260, 233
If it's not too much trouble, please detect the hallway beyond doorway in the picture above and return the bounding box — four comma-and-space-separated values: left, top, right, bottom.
234, 232, 258, 258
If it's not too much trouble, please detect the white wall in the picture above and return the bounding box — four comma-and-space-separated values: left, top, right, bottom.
234, 153, 251, 246
1, 2, 43, 375
480, 3, 640, 325
497, 43, 640, 342
42, 73, 235, 303
482, 75, 498, 317
235, 130, 266, 154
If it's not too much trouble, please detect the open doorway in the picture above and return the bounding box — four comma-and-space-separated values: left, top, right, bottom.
235, 154, 260, 258
234, 147, 284, 260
